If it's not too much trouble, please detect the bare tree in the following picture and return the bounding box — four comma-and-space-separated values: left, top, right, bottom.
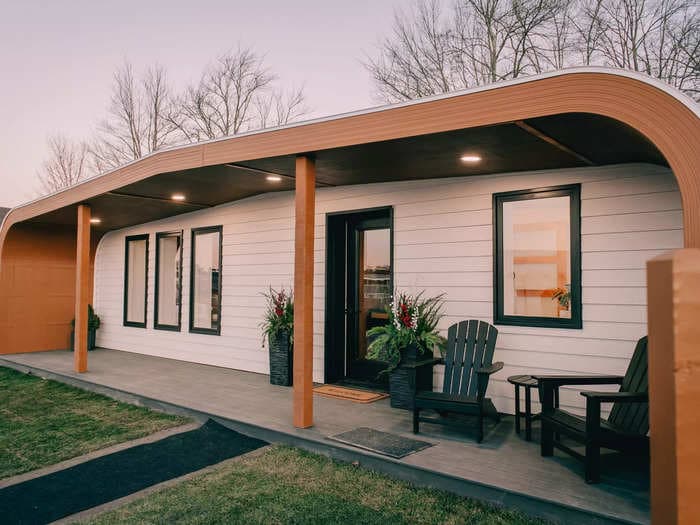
455, 0, 563, 83
91, 62, 179, 172
255, 87, 308, 129
37, 135, 91, 194
533, 1, 577, 71
366, 0, 459, 102
572, 0, 606, 65
169, 47, 311, 140
366, 0, 699, 102
583, 0, 699, 98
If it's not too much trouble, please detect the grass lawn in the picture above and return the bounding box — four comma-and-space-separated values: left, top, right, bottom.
0, 366, 188, 479
85, 446, 546, 525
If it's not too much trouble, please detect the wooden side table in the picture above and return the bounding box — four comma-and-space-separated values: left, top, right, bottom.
507, 374, 544, 441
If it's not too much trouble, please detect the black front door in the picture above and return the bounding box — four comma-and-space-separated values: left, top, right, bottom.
325, 207, 393, 385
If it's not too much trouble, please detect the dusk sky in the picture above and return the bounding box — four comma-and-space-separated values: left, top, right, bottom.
0, 0, 412, 208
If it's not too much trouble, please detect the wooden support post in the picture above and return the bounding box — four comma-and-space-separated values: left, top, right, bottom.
647, 249, 700, 524
74, 204, 91, 373
293, 155, 315, 428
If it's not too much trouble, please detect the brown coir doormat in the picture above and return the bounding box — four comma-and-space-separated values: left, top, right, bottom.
313, 385, 389, 403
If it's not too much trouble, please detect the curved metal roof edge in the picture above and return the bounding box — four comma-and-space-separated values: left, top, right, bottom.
2, 66, 697, 230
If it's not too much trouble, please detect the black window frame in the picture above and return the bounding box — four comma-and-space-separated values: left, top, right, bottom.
189, 225, 223, 335
154, 230, 184, 332
123, 234, 149, 328
493, 184, 582, 329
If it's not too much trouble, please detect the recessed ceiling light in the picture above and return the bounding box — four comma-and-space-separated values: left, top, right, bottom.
90, 218, 102, 224
172, 194, 186, 201
460, 154, 482, 163
266, 175, 282, 182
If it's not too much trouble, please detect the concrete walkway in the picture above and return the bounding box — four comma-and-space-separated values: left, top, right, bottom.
1, 349, 649, 525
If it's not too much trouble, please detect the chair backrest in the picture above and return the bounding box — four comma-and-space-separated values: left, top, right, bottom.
608, 336, 648, 435
442, 320, 498, 398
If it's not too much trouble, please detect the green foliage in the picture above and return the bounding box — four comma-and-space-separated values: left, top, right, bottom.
551, 284, 571, 309
366, 291, 447, 373
259, 287, 294, 346
70, 304, 101, 331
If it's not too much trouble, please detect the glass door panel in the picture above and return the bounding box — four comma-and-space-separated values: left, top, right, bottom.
357, 228, 391, 360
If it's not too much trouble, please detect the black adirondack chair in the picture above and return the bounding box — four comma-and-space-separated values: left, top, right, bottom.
535, 336, 649, 483
413, 320, 503, 443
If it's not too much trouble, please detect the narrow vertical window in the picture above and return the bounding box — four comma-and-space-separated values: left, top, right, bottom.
494, 184, 581, 328
155, 231, 183, 331
124, 234, 149, 327
190, 226, 222, 335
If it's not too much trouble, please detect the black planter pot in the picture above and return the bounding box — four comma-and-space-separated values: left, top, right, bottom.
388, 343, 435, 410
70, 328, 97, 351
269, 331, 293, 386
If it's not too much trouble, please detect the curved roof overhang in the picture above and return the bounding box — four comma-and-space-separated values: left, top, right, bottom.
1, 67, 699, 251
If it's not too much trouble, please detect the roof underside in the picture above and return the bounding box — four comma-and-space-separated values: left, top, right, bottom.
25, 112, 666, 232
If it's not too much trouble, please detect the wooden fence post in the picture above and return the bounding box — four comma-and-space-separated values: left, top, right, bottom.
647, 249, 700, 524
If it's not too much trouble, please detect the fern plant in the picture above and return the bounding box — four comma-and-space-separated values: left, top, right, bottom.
367, 290, 447, 373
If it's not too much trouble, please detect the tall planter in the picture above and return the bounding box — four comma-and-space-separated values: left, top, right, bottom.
388, 343, 435, 410
70, 328, 97, 351
269, 330, 293, 386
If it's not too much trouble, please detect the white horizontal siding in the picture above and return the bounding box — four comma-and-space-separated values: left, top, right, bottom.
93, 163, 682, 415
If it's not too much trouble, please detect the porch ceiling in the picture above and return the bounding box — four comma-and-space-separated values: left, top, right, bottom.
23, 112, 665, 233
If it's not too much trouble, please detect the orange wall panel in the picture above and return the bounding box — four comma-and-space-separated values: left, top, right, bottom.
0, 223, 99, 354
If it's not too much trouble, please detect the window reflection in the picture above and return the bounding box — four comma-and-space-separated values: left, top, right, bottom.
502, 196, 571, 319
191, 228, 222, 333
156, 233, 182, 328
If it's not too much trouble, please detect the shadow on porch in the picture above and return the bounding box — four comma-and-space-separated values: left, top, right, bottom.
0, 348, 649, 525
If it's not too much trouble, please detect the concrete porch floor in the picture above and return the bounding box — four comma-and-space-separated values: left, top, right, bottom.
1, 349, 649, 525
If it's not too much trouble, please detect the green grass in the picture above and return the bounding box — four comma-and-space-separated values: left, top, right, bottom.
0, 366, 188, 479
84, 446, 546, 525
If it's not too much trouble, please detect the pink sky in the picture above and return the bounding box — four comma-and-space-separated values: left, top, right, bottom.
0, 0, 409, 207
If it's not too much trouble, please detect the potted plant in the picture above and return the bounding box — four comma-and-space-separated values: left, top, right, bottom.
552, 284, 571, 319
367, 291, 446, 410
70, 304, 101, 351
260, 287, 294, 386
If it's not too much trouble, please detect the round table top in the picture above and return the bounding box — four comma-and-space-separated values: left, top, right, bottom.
507, 374, 538, 387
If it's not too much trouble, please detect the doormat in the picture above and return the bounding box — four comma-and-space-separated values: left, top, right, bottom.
0, 420, 267, 525
313, 385, 389, 403
329, 427, 433, 458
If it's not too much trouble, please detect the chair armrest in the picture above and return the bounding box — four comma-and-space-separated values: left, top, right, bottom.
533, 375, 624, 387
536, 374, 622, 415
581, 391, 648, 403
474, 362, 503, 400
476, 362, 504, 375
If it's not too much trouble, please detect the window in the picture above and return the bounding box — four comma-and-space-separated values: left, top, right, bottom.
493, 184, 581, 328
155, 231, 183, 331
190, 226, 222, 334
124, 234, 149, 327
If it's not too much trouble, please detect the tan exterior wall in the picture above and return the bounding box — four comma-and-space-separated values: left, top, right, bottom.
0, 223, 99, 354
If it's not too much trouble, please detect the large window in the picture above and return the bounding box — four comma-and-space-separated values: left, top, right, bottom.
124, 234, 149, 327
493, 184, 581, 328
155, 231, 183, 331
190, 226, 222, 335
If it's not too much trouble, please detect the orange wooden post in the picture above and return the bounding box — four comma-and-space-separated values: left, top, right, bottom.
293, 155, 315, 428
74, 204, 91, 373
647, 249, 700, 524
